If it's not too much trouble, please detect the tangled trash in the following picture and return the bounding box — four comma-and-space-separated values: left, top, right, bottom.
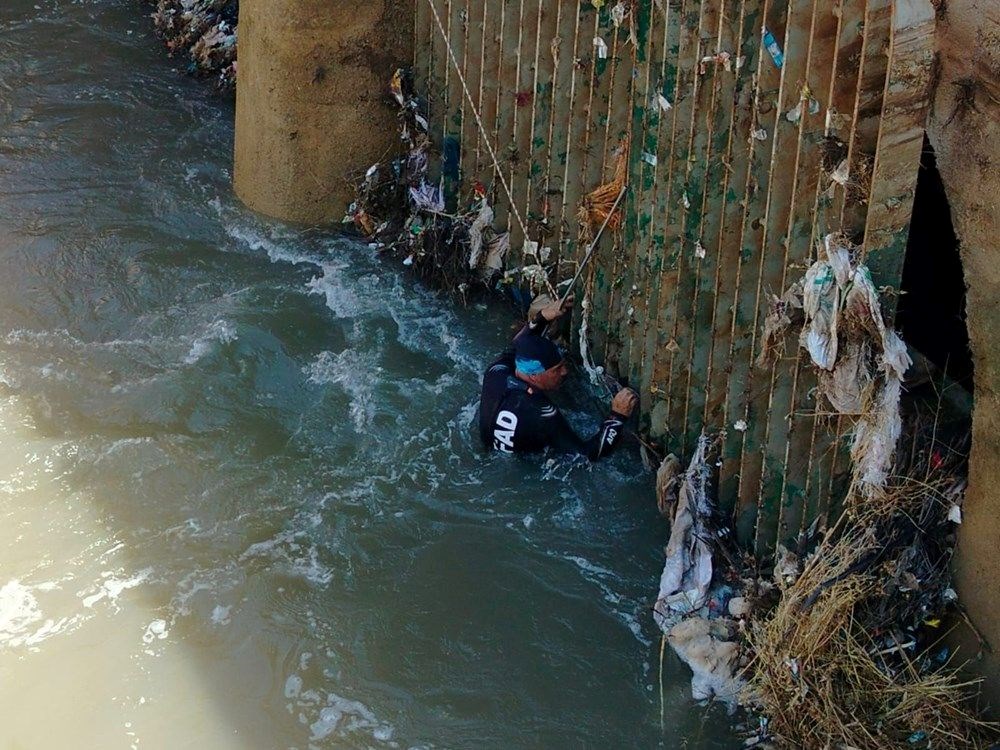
649, 231, 996, 746
342, 69, 515, 299
345, 68, 624, 308
653, 434, 748, 709
759, 233, 912, 496
150, 0, 239, 91
653, 423, 998, 748
742, 435, 998, 750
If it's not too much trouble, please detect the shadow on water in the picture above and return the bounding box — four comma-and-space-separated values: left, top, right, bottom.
0, 2, 738, 747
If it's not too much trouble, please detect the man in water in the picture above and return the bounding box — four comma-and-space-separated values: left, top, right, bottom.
478, 297, 639, 459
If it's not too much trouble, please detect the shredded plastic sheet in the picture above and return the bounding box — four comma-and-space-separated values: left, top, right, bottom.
466, 201, 495, 270
653, 434, 714, 630
758, 280, 803, 366
578, 293, 604, 385
481, 232, 509, 279
655, 453, 681, 517
666, 617, 743, 706
408, 179, 445, 213
801, 259, 840, 370
652, 436, 745, 708
761, 233, 912, 496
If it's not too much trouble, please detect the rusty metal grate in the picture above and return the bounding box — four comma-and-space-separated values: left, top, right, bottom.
415, 0, 935, 554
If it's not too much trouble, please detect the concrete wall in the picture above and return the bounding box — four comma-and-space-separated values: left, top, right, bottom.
925, 0, 1000, 704
234, 0, 413, 224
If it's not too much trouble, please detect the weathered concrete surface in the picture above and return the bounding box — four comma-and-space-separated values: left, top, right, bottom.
234, 0, 413, 224
926, 0, 1000, 706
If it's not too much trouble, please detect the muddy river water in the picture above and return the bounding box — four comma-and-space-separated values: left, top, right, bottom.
0, 2, 734, 747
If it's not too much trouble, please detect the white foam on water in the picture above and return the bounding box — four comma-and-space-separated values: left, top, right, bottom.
141, 619, 168, 644
0, 580, 81, 651
0, 580, 42, 644
214, 201, 315, 267
307, 692, 391, 744
306, 264, 381, 321
168, 564, 243, 618
239, 530, 334, 587
80, 568, 153, 611
305, 350, 377, 432
183, 319, 238, 365
284, 674, 303, 699
559, 553, 649, 646
210, 605, 231, 626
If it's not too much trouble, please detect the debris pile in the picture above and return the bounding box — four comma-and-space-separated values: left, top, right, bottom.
653, 434, 749, 709
343, 69, 535, 300
653, 426, 998, 748
742, 439, 997, 750
759, 233, 912, 496
150, 0, 239, 91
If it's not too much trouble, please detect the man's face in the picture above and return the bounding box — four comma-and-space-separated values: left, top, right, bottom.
527, 360, 568, 392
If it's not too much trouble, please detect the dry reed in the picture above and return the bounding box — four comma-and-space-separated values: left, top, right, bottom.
577, 137, 630, 237
743, 472, 998, 749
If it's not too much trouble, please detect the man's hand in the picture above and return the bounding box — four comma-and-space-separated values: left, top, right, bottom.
537, 294, 575, 322
611, 387, 639, 418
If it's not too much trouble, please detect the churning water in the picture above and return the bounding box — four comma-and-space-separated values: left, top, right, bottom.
0, 2, 735, 747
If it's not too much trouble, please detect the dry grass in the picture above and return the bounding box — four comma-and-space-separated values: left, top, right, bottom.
743, 475, 999, 749
577, 137, 629, 237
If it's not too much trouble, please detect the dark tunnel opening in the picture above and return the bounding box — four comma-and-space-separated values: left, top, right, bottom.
897, 136, 974, 394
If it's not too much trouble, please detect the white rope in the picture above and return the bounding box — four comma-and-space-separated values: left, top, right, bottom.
424, 0, 527, 239
424, 0, 558, 298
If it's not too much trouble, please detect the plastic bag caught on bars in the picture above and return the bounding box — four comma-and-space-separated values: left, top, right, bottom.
653, 434, 714, 631
800, 260, 839, 370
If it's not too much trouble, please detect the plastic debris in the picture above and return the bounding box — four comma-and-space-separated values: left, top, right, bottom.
802, 261, 839, 370
652, 435, 747, 709
482, 232, 510, 278
758, 280, 804, 366
667, 616, 743, 705
830, 158, 850, 186
593, 36, 609, 59
694, 240, 706, 259
654, 434, 715, 628
641, 151, 658, 167
786, 95, 822, 124
750, 127, 768, 141
758, 233, 912, 496
151, 0, 239, 91
733, 419, 748, 432
345, 69, 516, 295
657, 93, 672, 112
699, 51, 732, 74
578, 294, 605, 385
762, 27, 784, 69
611, 1, 627, 27
655, 453, 681, 517
948, 503, 962, 524
773, 544, 801, 587
409, 179, 445, 213
727, 596, 750, 618
466, 200, 495, 270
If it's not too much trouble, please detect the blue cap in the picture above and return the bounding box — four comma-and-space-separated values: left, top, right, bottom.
514, 335, 563, 375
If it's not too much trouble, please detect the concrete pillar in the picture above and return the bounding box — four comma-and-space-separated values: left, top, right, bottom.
234, 0, 413, 224
926, 0, 1000, 707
